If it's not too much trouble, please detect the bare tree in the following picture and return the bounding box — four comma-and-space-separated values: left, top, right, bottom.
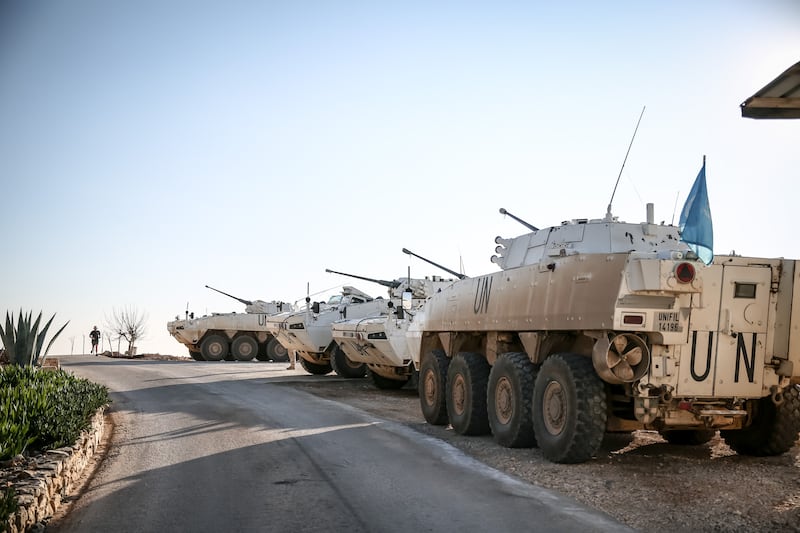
106, 306, 148, 357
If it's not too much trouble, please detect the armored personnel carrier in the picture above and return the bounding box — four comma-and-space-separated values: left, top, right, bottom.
167, 286, 294, 362
408, 206, 800, 464
330, 250, 463, 389
266, 285, 388, 377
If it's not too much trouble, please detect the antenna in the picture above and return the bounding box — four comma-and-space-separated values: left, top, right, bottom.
607, 105, 646, 220
670, 190, 680, 225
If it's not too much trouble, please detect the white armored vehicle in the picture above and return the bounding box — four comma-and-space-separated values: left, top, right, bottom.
330, 251, 463, 389
267, 285, 388, 377
408, 206, 800, 463
167, 285, 294, 362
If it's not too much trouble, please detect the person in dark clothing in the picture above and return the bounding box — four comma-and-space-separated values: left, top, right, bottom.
90, 326, 101, 356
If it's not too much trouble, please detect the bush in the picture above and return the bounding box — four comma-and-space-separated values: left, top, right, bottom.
0, 310, 69, 367
0, 366, 109, 461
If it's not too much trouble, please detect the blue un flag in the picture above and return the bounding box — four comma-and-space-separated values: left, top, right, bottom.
679, 158, 714, 264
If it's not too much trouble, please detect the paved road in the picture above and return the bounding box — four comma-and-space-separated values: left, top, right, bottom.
49, 356, 631, 532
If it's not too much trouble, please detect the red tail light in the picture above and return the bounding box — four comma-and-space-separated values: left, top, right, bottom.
675, 262, 695, 283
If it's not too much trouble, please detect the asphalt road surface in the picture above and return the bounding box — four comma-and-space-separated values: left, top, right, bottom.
49, 356, 631, 532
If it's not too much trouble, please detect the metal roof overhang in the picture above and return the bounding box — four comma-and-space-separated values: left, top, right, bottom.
741, 60, 800, 119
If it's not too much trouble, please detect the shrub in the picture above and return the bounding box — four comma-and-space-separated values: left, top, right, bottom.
0, 310, 69, 367
0, 365, 109, 461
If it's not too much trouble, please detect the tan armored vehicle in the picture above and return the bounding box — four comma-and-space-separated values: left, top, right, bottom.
329, 251, 462, 389
167, 285, 293, 362
408, 206, 800, 463
266, 285, 388, 377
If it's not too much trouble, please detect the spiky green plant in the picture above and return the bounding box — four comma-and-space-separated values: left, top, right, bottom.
0, 310, 69, 367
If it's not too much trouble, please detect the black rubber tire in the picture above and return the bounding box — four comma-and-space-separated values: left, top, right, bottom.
266, 337, 290, 362
255, 342, 270, 361
188, 350, 205, 361
488, 352, 537, 448
331, 345, 367, 378
446, 352, 491, 436
200, 334, 228, 362
368, 369, 409, 390
419, 349, 450, 425
299, 357, 332, 375
721, 384, 800, 456
231, 336, 258, 361
660, 429, 716, 446
532, 353, 607, 464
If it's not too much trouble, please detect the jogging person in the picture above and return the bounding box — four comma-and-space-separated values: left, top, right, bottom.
90, 326, 101, 356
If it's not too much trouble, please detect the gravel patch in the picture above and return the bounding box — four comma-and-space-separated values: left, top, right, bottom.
294, 378, 800, 533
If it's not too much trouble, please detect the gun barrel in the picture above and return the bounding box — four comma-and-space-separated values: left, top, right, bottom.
499, 208, 539, 232
401, 248, 466, 279
325, 269, 401, 289
205, 285, 253, 306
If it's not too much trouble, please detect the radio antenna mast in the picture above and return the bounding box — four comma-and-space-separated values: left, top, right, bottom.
606, 105, 646, 220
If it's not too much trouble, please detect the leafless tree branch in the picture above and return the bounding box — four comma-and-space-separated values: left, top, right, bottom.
105, 305, 148, 356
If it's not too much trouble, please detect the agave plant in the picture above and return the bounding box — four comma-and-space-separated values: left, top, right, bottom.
0, 310, 69, 367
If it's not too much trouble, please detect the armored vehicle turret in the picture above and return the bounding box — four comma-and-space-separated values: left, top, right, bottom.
167, 285, 294, 362
266, 285, 388, 377
408, 206, 800, 464
330, 253, 461, 389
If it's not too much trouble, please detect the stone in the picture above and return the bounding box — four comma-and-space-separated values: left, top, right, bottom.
4, 408, 105, 533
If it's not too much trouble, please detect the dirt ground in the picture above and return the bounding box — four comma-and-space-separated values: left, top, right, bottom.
292, 377, 800, 533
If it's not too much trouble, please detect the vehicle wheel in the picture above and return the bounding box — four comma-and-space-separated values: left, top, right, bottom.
419, 349, 450, 425
188, 349, 205, 361
488, 352, 537, 448
532, 353, 607, 464
299, 357, 332, 375
660, 429, 716, 445
266, 337, 290, 362
368, 369, 408, 390
721, 384, 800, 456
446, 352, 491, 436
200, 334, 228, 361
331, 345, 367, 378
231, 336, 258, 361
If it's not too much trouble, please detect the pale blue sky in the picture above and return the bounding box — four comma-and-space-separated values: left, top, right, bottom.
1, 1, 798, 356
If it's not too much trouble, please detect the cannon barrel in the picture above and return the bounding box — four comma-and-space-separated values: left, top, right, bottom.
325, 269, 402, 289
205, 285, 253, 306
499, 207, 539, 232
401, 248, 467, 280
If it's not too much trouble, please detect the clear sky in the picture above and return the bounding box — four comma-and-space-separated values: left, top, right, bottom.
1, 1, 798, 357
